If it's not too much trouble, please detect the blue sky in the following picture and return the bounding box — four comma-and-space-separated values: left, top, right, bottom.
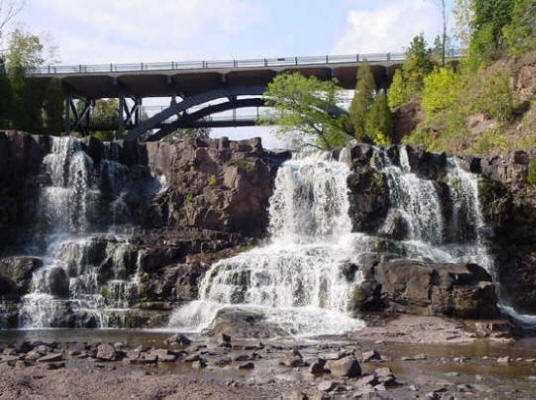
13, 0, 448, 147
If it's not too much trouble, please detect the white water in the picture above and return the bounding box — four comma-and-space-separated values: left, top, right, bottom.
169, 147, 498, 336
19, 137, 144, 328
169, 153, 365, 336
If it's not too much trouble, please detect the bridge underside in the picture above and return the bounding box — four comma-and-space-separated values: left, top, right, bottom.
31, 62, 399, 140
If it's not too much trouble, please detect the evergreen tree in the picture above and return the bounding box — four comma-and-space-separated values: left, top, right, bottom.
43, 78, 64, 135
366, 90, 393, 145
403, 34, 436, 97
349, 60, 376, 142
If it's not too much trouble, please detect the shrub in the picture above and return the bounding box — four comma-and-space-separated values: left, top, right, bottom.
471, 70, 513, 122
528, 157, 536, 185
208, 174, 217, 186
422, 68, 459, 118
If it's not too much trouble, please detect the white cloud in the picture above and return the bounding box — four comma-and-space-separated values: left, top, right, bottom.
333, 0, 442, 55
32, 0, 263, 64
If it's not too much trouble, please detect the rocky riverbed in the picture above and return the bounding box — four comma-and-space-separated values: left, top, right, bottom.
0, 315, 534, 399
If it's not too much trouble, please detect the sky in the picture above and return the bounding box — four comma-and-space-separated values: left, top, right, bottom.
13, 0, 449, 148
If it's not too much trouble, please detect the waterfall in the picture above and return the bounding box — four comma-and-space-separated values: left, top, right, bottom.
168, 146, 497, 336
168, 152, 366, 336
18, 137, 148, 328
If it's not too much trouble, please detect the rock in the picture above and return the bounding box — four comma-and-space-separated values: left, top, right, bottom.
280, 391, 309, 400
497, 356, 510, 364
362, 350, 381, 362
310, 358, 328, 374
325, 356, 361, 378
317, 380, 339, 392
47, 267, 70, 298
96, 344, 117, 361
164, 334, 192, 346
354, 261, 498, 318
0, 257, 43, 295
46, 362, 65, 370
237, 362, 255, 370
217, 333, 232, 348
209, 308, 287, 339
37, 353, 63, 363
192, 359, 207, 369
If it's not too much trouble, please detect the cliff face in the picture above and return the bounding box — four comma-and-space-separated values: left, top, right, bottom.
0, 131, 289, 328
1, 130, 536, 329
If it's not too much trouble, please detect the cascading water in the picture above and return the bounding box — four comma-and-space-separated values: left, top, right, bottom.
169, 146, 497, 336
18, 136, 153, 328
169, 152, 366, 335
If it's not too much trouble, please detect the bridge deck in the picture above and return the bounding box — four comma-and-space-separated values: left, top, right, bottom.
29, 51, 463, 99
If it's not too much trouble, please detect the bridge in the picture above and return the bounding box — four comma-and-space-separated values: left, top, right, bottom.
29, 50, 462, 140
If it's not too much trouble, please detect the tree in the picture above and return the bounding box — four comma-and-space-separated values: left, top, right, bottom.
422, 68, 459, 118
261, 73, 351, 150
43, 78, 64, 135
365, 90, 393, 145
0, 0, 24, 43
6, 29, 44, 71
6, 30, 46, 132
0, 57, 11, 128
453, 0, 476, 48
348, 60, 376, 142
503, 0, 536, 56
388, 69, 408, 110
402, 34, 436, 99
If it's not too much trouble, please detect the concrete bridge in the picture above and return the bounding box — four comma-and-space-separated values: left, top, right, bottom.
30, 51, 462, 140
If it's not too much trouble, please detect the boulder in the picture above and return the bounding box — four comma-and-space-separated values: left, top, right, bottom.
354, 261, 498, 319
0, 257, 43, 295
325, 356, 361, 378
96, 344, 117, 361
47, 267, 70, 298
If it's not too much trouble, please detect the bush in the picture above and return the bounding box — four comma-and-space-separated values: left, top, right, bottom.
471, 69, 513, 122
422, 68, 459, 118
208, 174, 217, 186
388, 69, 408, 110
529, 157, 536, 185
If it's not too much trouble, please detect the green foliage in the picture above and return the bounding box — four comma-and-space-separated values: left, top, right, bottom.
349, 60, 376, 141
503, 0, 536, 56
6, 29, 44, 71
164, 126, 211, 140
470, 69, 513, 121
261, 72, 351, 150
208, 174, 217, 186
184, 193, 193, 203
43, 78, 64, 136
230, 158, 255, 173
9, 64, 44, 132
365, 90, 393, 145
528, 157, 536, 185
403, 34, 436, 97
84, 99, 118, 140
388, 69, 408, 110
100, 286, 110, 298
469, 127, 511, 153
422, 68, 459, 118
0, 58, 11, 129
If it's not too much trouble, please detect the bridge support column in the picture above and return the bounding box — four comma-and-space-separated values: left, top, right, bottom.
65, 93, 72, 135
117, 94, 126, 138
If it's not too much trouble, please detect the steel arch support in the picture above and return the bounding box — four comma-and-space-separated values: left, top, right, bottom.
126, 85, 267, 139
148, 97, 266, 141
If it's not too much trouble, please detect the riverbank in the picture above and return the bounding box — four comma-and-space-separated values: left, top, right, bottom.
0, 315, 534, 399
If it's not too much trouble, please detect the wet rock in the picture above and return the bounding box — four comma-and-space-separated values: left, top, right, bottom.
47, 267, 70, 298
355, 261, 498, 318
280, 391, 309, 400
310, 358, 328, 374
164, 333, 192, 346
362, 350, 381, 362
237, 362, 255, 370
192, 358, 207, 369
96, 344, 117, 361
217, 333, 232, 347
0, 257, 43, 296
37, 353, 63, 363
325, 356, 361, 378
497, 356, 510, 364
46, 361, 65, 370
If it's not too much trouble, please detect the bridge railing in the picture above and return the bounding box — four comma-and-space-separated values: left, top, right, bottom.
33, 50, 464, 75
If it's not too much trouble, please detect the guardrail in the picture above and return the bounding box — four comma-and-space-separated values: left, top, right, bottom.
32, 50, 464, 75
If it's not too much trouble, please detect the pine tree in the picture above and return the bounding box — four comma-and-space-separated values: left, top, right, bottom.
348, 60, 376, 142
388, 69, 408, 110
366, 90, 393, 145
